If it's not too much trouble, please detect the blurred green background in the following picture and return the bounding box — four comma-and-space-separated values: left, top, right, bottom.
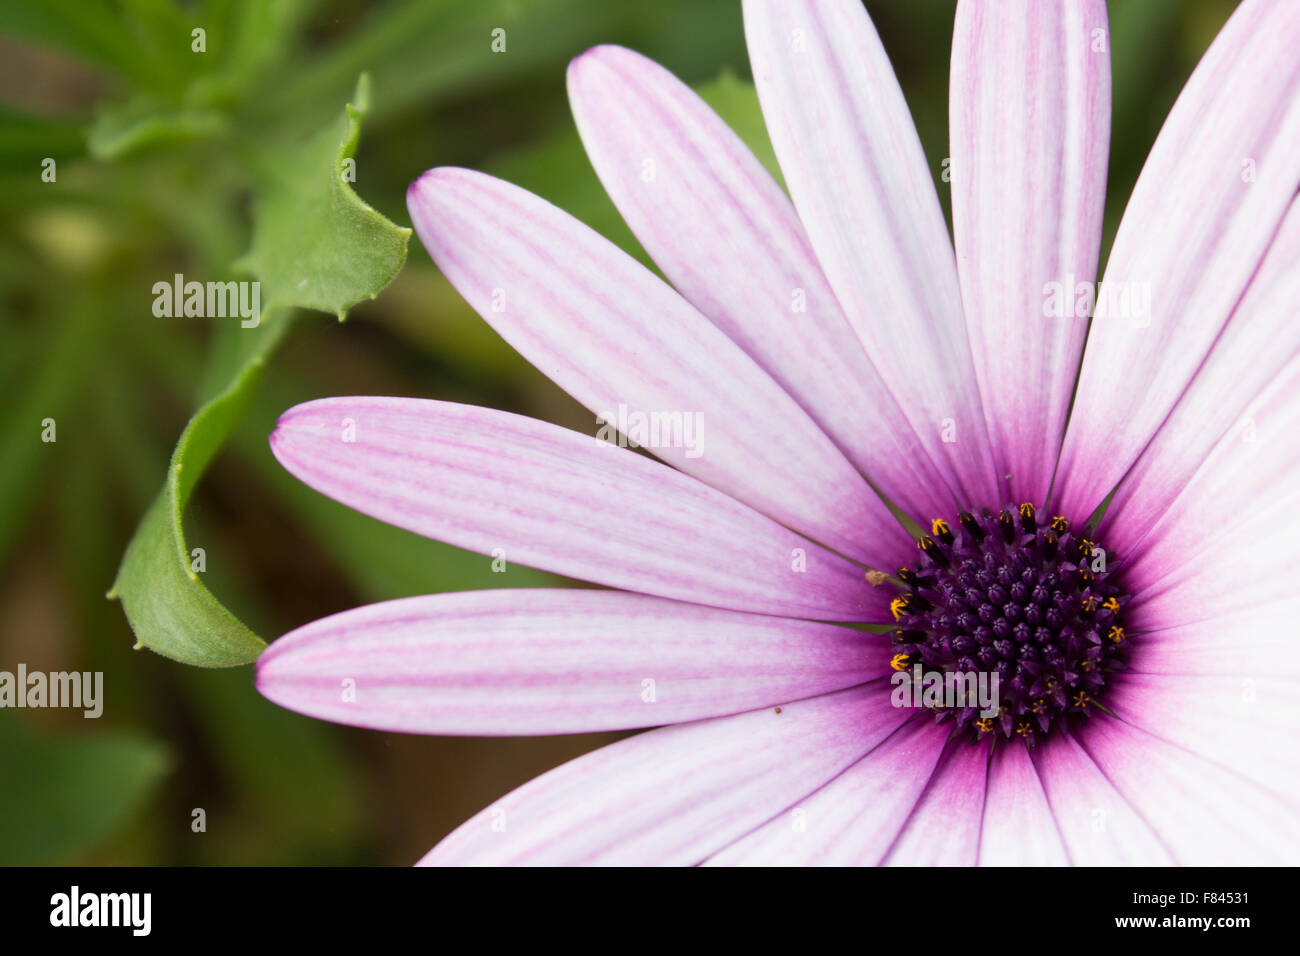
0, 0, 1236, 864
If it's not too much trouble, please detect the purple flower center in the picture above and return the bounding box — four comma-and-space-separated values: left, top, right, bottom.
887, 504, 1128, 746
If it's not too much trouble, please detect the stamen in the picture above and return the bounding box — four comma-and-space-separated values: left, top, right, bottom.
897, 567, 922, 588
1018, 502, 1036, 533
917, 535, 949, 567
958, 510, 984, 541
1042, 531, 1059, 560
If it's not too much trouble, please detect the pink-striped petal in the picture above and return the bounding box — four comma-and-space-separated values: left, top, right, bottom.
881, 735, 989, 865
1118, 357, 1300, 624
256, 589, 890, 735
1122, 605, 1300, 679
1102, 197, 1300, 558
1124, 504, 1300, 632
1053, 0, 1300, 519
743, 0, 999, 507
1031, 731, 1173, 865
950, 0, 1110, 505
407, 167, 910, 570
978, 741, 1070, 866
704, 716, 949, 866
270, 397, 895, 622
419, 682, 907, 866
567, 44, 961, 523
1102, 673, 1298, 799
1076, 714, 1299, 864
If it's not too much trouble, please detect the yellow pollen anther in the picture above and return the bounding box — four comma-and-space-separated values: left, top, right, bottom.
1050, 515, 1069, 533
1032, 698, 1046, 714
1081, 659, 1095, 672
1073, 691, 1090, 708
1102, 597, 1120, 613
889, 595, 910, 620
917, 535, 934, 551
931, 518, 950, 537
1081, 594, 1098, 612
1018, 502, 1035, 519
1108, 625, 1126, 644
889, 653, 911, 671
1016, 721, 1033, 737
974, 718, 993, 733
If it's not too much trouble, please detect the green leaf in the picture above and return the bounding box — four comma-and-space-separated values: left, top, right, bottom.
236, 74, 411, 316
74, 0, 312, 161
0, 721, 170, 865
110, 74, 410, 667
87, 98, 228, 161
107, 319, 289, 668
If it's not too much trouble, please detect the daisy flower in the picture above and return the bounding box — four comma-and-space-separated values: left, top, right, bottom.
256, 0, 1300, 865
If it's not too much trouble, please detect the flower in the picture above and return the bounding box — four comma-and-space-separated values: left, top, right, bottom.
256, 0, 1300, 865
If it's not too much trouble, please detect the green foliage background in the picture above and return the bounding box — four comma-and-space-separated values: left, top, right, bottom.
0, 0, 1236, 864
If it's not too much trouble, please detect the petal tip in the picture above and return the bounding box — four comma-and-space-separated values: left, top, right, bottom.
405, 166, 473, 216
566, 44, 622, 103
267, 403, 311, 459
568, 42, 629, 71
252, 653, 282, 702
